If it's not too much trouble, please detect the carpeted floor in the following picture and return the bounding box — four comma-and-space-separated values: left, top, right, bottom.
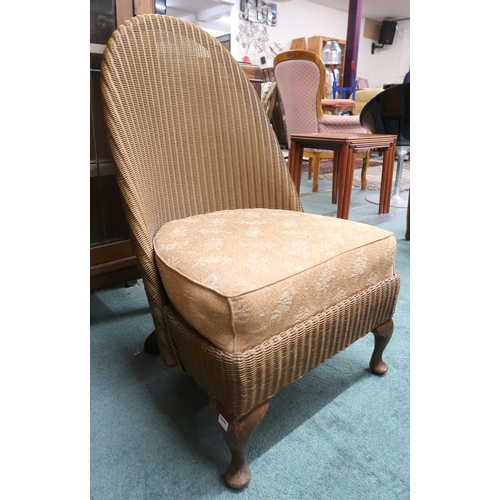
90, 171, 410, 499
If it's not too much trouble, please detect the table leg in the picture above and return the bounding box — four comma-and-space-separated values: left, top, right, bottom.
288, 140, 303, 195
378, 146, 388, 213
311, 154, 320, 193
332, 151, 341, 204
340, 148, 356, 220
336, 144, 351, 219
379, 143, 396, 214
405, 191, 410, 240
387, 143, 397, 212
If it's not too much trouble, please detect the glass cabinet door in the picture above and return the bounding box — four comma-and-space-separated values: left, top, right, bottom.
90, 0, 138, 289
89, 1, 169, 289
90, 0, 115, 45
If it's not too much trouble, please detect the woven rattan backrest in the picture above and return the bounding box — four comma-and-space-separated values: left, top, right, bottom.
100, 15, 302, 366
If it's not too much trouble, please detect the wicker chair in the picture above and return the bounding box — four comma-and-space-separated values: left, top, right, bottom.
261, 81, 277, 121
261, 67, 288, 148
100, 14, 400, 490
274, 50, 372, 193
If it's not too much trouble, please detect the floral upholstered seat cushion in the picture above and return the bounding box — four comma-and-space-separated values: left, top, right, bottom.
153, 209, 396, 354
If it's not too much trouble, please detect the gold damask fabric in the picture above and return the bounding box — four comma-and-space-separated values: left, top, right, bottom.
154, 209, 396, 354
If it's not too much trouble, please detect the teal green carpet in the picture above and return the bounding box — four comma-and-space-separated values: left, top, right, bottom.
90, 179, 410, 499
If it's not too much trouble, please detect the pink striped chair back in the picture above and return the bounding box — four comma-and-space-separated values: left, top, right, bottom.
274, 52, 325, 147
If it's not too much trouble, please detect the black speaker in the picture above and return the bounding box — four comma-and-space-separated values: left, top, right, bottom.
378, 21, 397, 45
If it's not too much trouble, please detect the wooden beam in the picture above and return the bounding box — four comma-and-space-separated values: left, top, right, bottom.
364, 19, 381, 41
134, 0, 155, 16
116, 0, 134, 26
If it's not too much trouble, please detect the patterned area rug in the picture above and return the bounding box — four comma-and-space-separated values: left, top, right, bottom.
302, 158, 410, 192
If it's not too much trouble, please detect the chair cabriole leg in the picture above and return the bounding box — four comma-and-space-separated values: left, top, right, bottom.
209, 397, 269, 489
370, 319, 394, 375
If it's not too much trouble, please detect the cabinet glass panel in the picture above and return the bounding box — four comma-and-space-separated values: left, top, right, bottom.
90, 51, 130, 248
90, 0, 115, 44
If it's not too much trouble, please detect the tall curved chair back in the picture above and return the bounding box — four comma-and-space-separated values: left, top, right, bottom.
274, 50, 371, 193
274, 51, 326, 146
101, 15, 302, 367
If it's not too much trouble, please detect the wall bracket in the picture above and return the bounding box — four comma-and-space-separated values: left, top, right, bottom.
371, 42, 385, 54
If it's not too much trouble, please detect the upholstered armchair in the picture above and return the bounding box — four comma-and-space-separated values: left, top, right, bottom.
353, 88, 384, 116
100, 14, 400, 490
274, 50, 372, 193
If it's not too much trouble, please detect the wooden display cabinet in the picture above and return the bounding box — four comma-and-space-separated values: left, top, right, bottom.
90, 0, 155, 291
91, 47, 142, 291
238, 63, 263, 98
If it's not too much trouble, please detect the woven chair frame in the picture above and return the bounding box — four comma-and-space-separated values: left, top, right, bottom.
101, 15, 400, 423
164, 275, 399, 418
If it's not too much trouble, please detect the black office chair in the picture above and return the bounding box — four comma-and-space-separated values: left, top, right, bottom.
360, 83, 410, 208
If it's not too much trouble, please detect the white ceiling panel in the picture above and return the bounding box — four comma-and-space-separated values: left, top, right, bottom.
165, 0, 410, 23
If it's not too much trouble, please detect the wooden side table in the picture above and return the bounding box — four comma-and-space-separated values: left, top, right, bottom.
288, 133, 397, 219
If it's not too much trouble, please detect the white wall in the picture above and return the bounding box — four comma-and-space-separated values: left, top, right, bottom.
193, 0, 410, 90
357, 19, 410, 88
232, 0, 350, 63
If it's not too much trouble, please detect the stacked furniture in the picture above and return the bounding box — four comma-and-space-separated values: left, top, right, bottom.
274, 50, 372, 193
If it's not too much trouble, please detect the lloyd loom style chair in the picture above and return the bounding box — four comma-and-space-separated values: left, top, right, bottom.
261, 81, 278, 121
274, 50, 372, 194
100, 14, 400, 490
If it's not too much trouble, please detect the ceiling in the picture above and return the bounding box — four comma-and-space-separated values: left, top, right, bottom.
306, 0, 409, 22
165, 0, 410, 24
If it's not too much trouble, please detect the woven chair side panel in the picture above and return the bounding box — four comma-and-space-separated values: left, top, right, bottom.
113, 172, 178, 366
100, 15, 303, 365
165, 274, 400, 418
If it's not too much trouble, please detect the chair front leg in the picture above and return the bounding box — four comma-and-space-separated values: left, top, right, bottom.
370, 319, 394, 375
209, 397, 269, 489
